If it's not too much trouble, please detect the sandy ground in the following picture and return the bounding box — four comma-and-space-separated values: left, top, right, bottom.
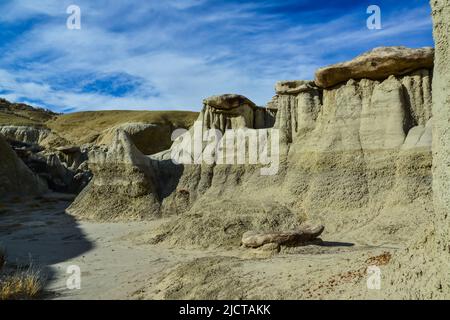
0, 194, 400, 300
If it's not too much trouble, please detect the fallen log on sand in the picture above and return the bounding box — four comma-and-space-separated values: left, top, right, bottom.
241, 224, 325, 248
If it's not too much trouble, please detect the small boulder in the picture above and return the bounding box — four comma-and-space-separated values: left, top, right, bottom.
241, 224, 325, 248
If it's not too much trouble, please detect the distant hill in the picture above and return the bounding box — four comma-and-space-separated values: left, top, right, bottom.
0, 98, 199, 145
47, 110, 198, 145
0, 98, 58, 127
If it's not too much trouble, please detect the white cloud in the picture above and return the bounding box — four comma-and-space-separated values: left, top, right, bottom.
0, 0, 433, 112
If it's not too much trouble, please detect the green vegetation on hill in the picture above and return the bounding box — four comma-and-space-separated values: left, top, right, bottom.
0, 98, 57, 127
0, 112, 45, 127
0, 98, 199, 145
46, 110, 198, 144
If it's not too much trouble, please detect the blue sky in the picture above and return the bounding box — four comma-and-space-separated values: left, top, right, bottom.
0, 0, 433, 112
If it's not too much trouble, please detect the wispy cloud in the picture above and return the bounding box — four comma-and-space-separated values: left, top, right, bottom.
0, 0, 433, 112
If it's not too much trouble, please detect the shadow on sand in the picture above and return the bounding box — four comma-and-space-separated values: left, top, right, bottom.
319, 241, 355, 247
0, 193, 94, 298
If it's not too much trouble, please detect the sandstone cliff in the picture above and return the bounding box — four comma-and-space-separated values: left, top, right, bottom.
384, 0, 450, 299
432, 0, 450, 297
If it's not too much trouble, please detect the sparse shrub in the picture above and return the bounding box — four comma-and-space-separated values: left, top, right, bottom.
0, 251, 45, 300
0, 267, 44, 300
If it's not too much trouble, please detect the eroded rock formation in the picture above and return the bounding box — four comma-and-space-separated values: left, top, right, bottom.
67, 130, 160, 220
96, 122, 177, 156
0, 125, 91, 194
0, 100, 196, 197
0, 134, 47, 197
201, 94, 275, 132
0, 126, 56, 148
68, 46, 437, 253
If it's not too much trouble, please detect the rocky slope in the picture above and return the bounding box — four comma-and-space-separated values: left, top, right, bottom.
143, 34, 448, 298
0, 101, 198, 152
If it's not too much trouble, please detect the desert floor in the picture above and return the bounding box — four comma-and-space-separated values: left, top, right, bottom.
0, 194, 399, 299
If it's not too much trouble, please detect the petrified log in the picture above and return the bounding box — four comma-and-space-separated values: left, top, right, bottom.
241, 224, 325, 248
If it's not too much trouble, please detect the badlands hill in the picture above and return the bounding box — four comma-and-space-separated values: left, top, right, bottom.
46, 110, 198, 148
0, 102, 198, 193
0, 100, 198, 150
0, 98, 57, 127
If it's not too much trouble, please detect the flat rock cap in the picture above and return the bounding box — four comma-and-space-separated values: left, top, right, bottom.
203, 94, 256, 110
275, 80, 317, 94
315, 46, 434, 88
